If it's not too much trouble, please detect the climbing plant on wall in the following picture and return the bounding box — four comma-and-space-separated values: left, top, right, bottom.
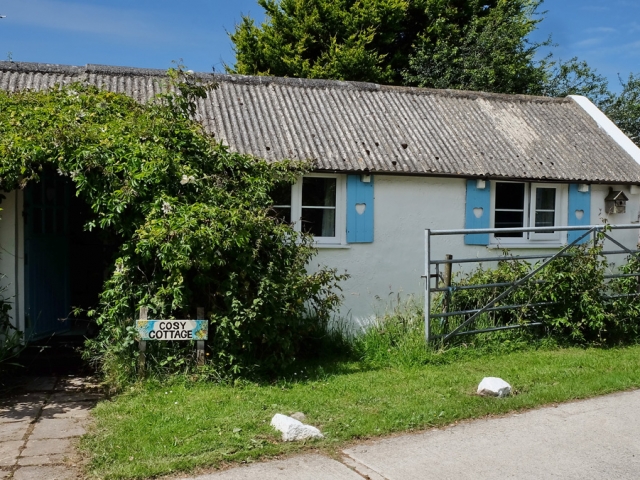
0, 68, 345, 386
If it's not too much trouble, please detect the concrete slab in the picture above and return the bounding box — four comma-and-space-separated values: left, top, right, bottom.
178, 454, 363, 480
0, 420, 30, 441
0, 469, 9, 478
22, 438, 71, 457
41, 402, 93, 420
0, 440, 22, 467
48, 392, 102, 403
344, 390, 640, 480
0, 393, 46, 423
30, 418, 85, 439
55, 376, 101, 393
341, 456, 385, 480
24, 377, 57, 392
18, 453, 67, 466
13, 465, 77, 480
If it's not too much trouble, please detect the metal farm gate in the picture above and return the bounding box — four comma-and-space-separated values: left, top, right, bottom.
424, 224, 640, 343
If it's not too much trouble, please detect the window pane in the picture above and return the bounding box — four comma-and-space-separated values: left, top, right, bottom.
302, 178, 336, 207
536, 188, 556, 210
495, 211, 524, 237
301, 208, 335, 237
271, 183, 292, 206
535, 211, 555, 228
272, 207, 291, 224
495, 182, 525, 210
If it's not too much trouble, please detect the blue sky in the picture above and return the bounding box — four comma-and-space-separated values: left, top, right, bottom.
0, 0, 637, 91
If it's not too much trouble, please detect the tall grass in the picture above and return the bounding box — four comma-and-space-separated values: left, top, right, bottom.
351, 296, 557, 368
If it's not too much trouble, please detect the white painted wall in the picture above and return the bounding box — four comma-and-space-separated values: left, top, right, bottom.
0, 177, 638, 335
313, 175, 640, 328
0, 190, 25, 332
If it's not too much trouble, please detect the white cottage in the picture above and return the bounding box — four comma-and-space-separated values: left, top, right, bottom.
1, 62, 640, 337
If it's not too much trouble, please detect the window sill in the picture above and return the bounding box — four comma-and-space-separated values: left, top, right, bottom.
315, 243, 351, 249
487, 243, 564, 250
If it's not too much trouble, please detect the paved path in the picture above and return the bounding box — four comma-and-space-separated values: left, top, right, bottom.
184, 389, 640, 480
0, 376, 102, 479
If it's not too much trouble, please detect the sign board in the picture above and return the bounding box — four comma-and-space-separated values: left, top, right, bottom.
136, 320, 208, 341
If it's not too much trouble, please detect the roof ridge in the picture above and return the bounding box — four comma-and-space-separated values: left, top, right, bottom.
0, 60, 568, 103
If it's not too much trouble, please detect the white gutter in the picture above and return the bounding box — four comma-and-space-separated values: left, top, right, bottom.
569, 95, 640, 166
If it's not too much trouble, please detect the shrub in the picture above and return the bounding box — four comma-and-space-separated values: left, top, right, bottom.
0, 67, 346, 387
437, 236, 640, 345
438, 256, 535, 337
534, 240, 611, 343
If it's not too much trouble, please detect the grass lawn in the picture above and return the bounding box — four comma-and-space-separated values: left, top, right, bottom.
82, 345, 640, 479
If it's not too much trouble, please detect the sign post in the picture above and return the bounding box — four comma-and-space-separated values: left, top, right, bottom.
138, 307, 148, 379
196, 307, 205, 367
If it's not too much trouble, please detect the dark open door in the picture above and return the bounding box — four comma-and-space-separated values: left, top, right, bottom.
24, 172, 71, 340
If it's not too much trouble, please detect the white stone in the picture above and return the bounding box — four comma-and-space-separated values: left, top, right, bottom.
270, 414, 324, 442
477, 377, 512, 398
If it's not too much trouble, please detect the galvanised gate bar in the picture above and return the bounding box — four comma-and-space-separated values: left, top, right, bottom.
424, 224, 640, 343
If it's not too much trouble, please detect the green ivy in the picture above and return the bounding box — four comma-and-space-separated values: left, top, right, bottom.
0, 67, 346, 387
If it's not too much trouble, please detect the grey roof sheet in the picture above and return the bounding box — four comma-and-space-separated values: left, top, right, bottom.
0, 61, 638, 183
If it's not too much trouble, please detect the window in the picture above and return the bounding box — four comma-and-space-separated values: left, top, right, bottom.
271, 174, 345, 244
530, 186, 559, 240
301, 177, 337, 237
492, 182, 564, 244
494, 182, 526, 238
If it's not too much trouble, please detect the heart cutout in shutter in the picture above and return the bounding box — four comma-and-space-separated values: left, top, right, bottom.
575, 209, 584, 220
355, 203, 366, 215
473, 207, 483, 219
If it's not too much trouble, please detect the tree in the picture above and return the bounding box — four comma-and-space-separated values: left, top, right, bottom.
541, 57, 611, 105
604, 74, 640, 146
230, 0, 422, 84
403, 0, 549, 94
230, 0, 552, 90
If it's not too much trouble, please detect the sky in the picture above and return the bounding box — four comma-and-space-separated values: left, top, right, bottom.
0, 0, 637, 91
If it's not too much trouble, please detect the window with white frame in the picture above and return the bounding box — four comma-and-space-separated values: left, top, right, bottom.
271, 174, 345, 244
492, 181, 564, 243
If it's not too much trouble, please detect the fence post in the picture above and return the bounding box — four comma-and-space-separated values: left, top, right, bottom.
443, 254, 453, 312
425, 229, 431, 343
196, 307, 205, 367
138, 307, 148, 379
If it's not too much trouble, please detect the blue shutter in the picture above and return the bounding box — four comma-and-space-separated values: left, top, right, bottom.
568, 184, 591, 245
346, 175, 374, 243
465, 179, 490, 245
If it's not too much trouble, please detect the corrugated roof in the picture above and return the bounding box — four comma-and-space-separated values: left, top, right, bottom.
0, 61, 638, 183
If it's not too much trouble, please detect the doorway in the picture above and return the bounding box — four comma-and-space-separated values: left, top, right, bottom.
24, 171, 114, 341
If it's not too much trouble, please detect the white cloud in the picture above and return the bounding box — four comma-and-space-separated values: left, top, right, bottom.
586, 27, 617, 34
4, 0, 182, 45
579, 6, 611, 12
573, 37, 604, 48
